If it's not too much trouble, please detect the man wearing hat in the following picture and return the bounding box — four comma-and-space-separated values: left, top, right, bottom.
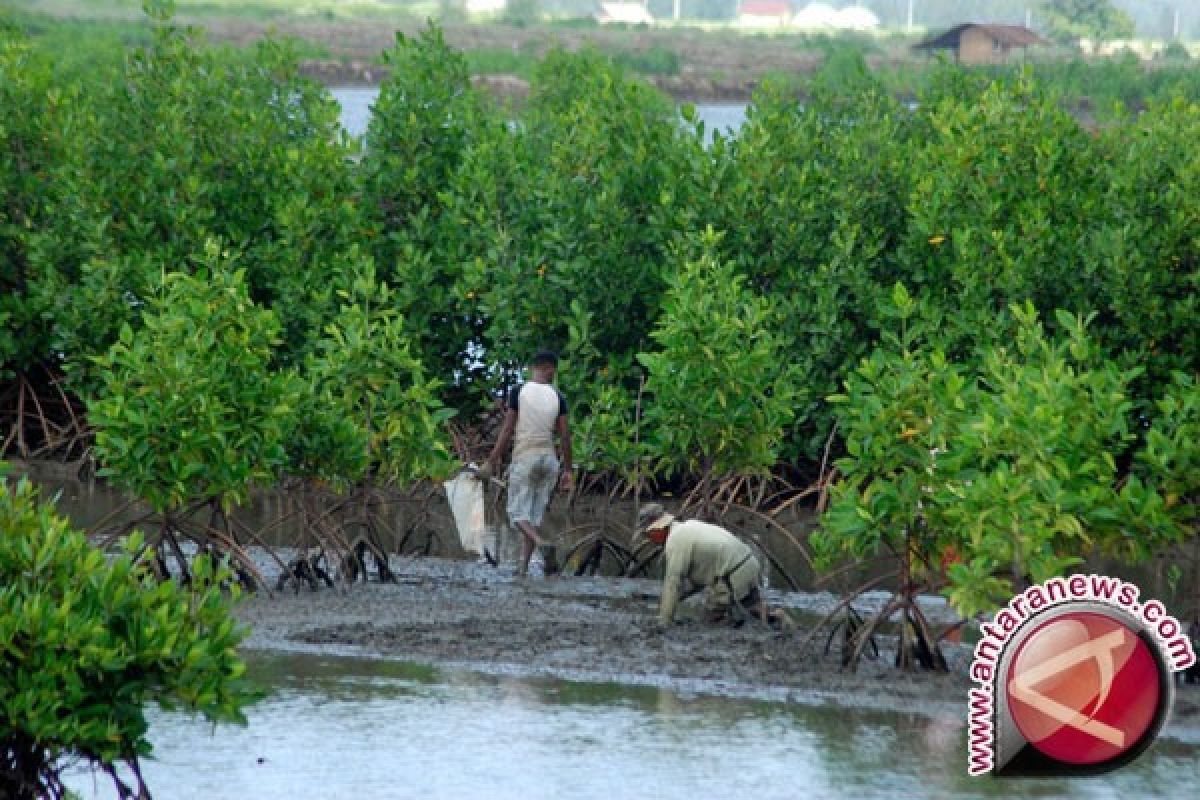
635, 503, 766, 629
482, 350, 573, 577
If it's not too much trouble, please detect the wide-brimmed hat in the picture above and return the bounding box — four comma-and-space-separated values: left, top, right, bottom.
635, 503, 675, 537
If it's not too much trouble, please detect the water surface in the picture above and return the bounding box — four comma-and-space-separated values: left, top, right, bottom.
330, 87, 746, 140
64, 651, 1198, 800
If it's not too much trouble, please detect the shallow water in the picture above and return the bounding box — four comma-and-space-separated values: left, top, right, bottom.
64, 651, 1198, 800
329, 86, 747, 140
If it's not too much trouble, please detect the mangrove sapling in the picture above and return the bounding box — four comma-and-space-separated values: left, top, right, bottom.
816, 290, 1190, 669
0, 43, 91, 462
287, 261, 456, 584
638, 230, 799, 518
87, 255, 299, 590
359, 23, 498, 410
0, 470, 255, 800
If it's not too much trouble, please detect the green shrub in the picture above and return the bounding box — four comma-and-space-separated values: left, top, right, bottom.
815, 291, 1184, 617
0, 470, 254, 800
612, 45, 680, 77
470, 47, 698, 411
87, 253, 297, 514
0, 38, 77, 378
46, 21, 355, 381
295, 260, 456, 487
712, 71, 913, 459
899, 69, 1099, 357
359, 23, 498, 409
638, 230, 798, 483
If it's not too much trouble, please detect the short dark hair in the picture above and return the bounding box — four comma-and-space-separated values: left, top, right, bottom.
530, 350, 558, 368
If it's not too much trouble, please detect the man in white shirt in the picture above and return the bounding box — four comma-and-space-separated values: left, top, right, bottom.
483, 351, 573, 576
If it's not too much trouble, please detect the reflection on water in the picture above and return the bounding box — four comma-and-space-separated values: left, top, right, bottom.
65, 651, 1197, 800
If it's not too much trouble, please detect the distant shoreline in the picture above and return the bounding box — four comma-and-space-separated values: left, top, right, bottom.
299, 60, 763, 104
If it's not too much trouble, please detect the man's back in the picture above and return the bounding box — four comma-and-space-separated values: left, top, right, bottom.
509, 381, 566, 460
662, 520, 754, 589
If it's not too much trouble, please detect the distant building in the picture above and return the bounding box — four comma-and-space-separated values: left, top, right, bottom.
835, 6, 879, 31
595, 1, 654, 24
737, 0, 792, 29
791, 3, 879, 31
791, 3, 838, 29
466, 0, 507, 13
914, 24, 1047, 66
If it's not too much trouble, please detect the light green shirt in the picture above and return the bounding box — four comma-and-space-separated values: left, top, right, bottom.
658, 520, 756, 624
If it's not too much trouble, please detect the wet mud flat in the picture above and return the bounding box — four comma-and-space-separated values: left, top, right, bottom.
235, 556, 1200, 729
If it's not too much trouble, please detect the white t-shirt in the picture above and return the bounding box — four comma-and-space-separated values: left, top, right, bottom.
507, 381, 567, 460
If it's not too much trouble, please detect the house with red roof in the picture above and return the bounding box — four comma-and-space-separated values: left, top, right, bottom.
737, 0, 792, 28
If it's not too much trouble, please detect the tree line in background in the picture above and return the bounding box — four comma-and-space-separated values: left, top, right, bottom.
1, 11, 1198, 791
1, 13, 1198, 615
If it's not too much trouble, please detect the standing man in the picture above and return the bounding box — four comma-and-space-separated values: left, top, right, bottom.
635, 503, 768, 629
483, 350, 573, 577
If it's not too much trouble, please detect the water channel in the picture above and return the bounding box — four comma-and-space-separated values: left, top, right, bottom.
329, 86, 748, 140
63, 650, 1198, 800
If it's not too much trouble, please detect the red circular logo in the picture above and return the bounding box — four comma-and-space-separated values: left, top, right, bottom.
1005, 611, 1162, 766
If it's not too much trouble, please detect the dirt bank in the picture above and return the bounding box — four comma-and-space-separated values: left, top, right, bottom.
198, 17, 833, 102
235, 555, 1200, 734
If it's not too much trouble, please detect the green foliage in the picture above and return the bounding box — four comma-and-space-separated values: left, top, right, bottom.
470, 47, 701, 411
0, 39, 73, 377
0, 475, 253, 799
638, 231, 797, 479
465, 46, 537, 78
711, 70, 912, 458
298, 261, 456, 487
46, 20, 355, 383
571, 384, 641, 483
815, 294, 1183, 617
612, 45, 680, 77
813, 284, 968, 584
1133, 372, 1200, 532
1040, 0, 1136, 45
1086, 96, 1200, 394
359, 22, 498, 407
1161, 41, 1191, 64
901, 69, 1098, 356
88, 255, 297, 513
1, 7, 1198, 573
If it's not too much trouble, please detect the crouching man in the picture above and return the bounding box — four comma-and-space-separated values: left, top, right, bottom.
635, 503, 768, 630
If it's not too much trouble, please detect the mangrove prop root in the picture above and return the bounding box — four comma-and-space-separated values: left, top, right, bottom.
1, 370, 89, 460
824, 605, 880, 665
794, 571, 898, 655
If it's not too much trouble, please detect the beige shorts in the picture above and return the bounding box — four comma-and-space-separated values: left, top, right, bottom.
507, 453, 559, 527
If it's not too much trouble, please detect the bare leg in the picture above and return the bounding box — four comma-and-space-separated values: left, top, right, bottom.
515, 520, 543, 576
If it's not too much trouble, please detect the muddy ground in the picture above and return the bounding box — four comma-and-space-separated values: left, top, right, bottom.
236, 555, 1200, 733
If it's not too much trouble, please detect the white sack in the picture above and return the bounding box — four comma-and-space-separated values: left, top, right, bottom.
444, 469, 489, 557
